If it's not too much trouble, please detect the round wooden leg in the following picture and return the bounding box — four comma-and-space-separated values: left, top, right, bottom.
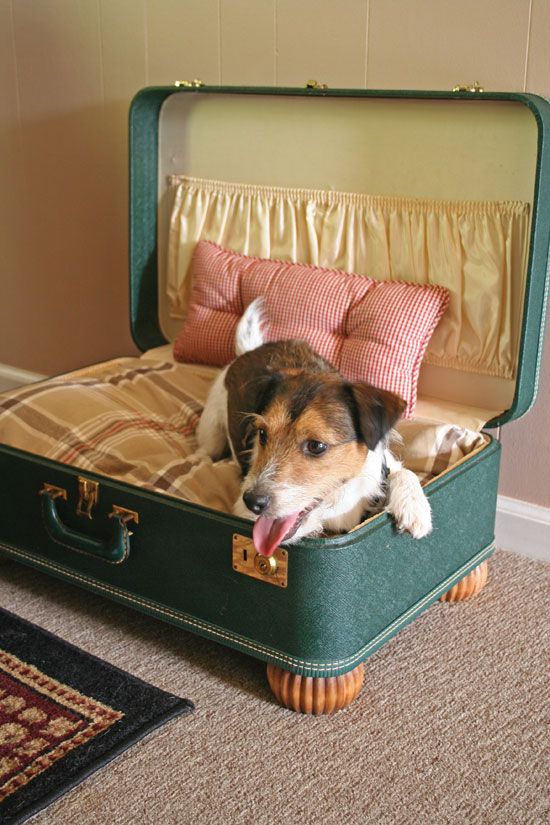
266, 662, 364, 714
439, 560, 489, 603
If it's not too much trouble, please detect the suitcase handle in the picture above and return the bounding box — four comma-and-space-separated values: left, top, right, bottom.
39, 483, 135, 564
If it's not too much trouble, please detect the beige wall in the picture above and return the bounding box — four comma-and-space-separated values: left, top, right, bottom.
1, 0, 549, 506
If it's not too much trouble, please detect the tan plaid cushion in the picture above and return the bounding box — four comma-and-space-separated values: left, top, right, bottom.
0, 357, 487, 516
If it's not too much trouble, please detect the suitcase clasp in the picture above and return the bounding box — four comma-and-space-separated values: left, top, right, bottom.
76, 476, 99, 519
232, 534, 288, 588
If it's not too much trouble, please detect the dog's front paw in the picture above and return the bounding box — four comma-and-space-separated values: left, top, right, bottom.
386, 469, 432, 539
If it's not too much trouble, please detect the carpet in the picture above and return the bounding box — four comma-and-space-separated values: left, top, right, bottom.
0, 549, 548, 824
0, 608, 193, 825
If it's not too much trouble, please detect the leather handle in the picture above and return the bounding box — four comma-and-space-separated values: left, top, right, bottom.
40, 486, 132, 564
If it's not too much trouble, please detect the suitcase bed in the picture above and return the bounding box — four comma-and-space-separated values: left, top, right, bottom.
0, 85, 549, 714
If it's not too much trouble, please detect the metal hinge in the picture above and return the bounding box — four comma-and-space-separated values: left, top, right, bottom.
452, 81, 484, 93
174, 78, 205, 88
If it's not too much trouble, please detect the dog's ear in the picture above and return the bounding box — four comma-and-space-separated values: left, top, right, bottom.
226, 370, 284, 473
248, 371, 284, 416
347, 383, 406, 449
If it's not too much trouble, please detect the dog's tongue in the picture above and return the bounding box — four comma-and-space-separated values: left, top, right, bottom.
252, 513, 301, 557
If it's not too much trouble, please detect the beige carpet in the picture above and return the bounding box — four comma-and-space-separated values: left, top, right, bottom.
0, 549, 548, 825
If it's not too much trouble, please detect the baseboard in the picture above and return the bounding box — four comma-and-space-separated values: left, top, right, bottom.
0, 364, 47, 392
495, 495, 550, 562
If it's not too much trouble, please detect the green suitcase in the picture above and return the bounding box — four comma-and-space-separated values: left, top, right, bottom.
1, 84, 548, 713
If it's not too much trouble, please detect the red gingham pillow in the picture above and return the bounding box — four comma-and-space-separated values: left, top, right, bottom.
173, 241, 449, 417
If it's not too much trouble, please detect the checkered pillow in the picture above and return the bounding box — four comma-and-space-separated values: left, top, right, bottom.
173, 241, 449, 417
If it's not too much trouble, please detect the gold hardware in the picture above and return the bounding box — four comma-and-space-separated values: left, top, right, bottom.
232, 534, 288, 588
306, 79, 328, 90
452, 81, 484, 93
174, 78, 205, 88
39, 483, 67, 501
109, 505, 139, 527
76, 477, 99, 519
254, 554, 278, 576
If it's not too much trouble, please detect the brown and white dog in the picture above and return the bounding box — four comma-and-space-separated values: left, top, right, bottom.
197, 300, 432, 556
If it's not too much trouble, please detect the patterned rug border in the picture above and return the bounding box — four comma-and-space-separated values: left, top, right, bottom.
0, 607, 193, 825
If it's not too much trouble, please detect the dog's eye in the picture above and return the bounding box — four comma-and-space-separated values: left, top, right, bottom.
304, 440, 327, 457
258, 428, 268, 446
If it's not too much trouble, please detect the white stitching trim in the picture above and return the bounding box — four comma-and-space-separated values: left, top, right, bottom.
0, 541, 494, 674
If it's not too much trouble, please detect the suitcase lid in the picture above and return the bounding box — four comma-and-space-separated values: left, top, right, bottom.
129, 85, 550, 428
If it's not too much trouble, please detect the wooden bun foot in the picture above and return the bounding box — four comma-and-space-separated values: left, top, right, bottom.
439, 560, 489, 603
266, 662, 364, 714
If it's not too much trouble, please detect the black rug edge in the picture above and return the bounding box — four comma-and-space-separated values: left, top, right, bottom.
5, 702, 192, 825
0, 606, 196, 703
0, 606, 194, 825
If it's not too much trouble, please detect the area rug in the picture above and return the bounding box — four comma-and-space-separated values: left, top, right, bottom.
0, 608, 193, 824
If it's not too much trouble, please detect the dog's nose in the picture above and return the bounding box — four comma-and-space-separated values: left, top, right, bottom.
243, 491, 270, 515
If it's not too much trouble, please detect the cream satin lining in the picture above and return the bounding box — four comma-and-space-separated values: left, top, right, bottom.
167, 175, 530, 380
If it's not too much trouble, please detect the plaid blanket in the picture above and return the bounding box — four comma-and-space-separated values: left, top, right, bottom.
0, 356, 488, 516
0, 358, 241, 513
392, 418, 488, 482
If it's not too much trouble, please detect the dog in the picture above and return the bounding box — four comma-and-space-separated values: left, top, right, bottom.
197, 299, 432, 556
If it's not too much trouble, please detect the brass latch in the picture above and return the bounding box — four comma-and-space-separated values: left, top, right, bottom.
452, 81, 484, 93
306, 79, 328, 90
232, 534, 288, 588
76, 477, 99, 519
